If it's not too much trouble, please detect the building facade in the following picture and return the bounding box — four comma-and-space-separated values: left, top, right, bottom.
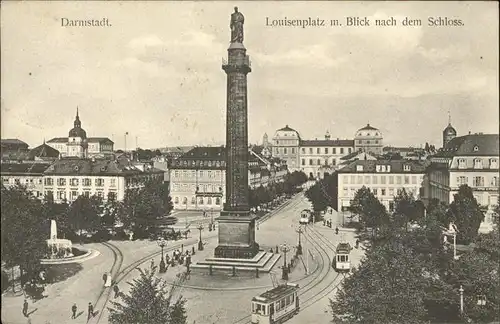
169, 146, 287, 211
1, 163, 50, 198
42, 158, 163, 203
424, 133, 499, 210
271, 125, 301, 171
354, 124, 384, 155
337, 159, 426, 212
47, 109, 114, 158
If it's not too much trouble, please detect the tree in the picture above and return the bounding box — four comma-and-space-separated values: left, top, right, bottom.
1, 185, 47, 285
108, 265, 187, 324
447, 185, 485, 244
393, 189, 419, 231
350, 187, 388, 236
330, 242, 428, 324
41, 195, 72, 239
67, 195, 102, 237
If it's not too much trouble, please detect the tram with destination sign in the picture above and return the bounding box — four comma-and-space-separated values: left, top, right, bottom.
251, 283, 300, 324
299, 209, 312, 225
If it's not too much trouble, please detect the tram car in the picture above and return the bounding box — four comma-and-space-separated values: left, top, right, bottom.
333, 242, 351, 273
299, 209, 312, 225
251, 283, 300, 324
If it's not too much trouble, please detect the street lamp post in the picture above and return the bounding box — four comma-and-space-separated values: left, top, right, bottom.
197, 224, 204, 251
157, 237, 167, 273
295, 227, 303, 255
459, 285, 464, 316
281, 243, 290, 280
453, 232, 458, 260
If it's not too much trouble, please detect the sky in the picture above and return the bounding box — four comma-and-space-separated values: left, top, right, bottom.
1, 1, 498, 150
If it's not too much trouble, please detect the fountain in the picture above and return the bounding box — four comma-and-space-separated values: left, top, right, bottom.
46, 220, 73, 258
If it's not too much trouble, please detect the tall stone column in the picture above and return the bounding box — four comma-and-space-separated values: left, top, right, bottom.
215, 7, 259, 259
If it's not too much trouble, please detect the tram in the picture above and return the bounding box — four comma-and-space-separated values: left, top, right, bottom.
333, 242, 351, 273
299, 209, 312, 225
251, 283, 300, 324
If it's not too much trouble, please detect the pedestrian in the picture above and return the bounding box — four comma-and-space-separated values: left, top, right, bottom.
87, 302, 94, 321
355, 239, 359, 249
71, 303, 77, 319
102, 272, 107, 284
150, 259, 154, 268
113, 285, 120, 298
22, 299, 28, 317
335, 227, 339, 235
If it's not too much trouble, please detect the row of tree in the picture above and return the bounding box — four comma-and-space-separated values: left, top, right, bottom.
304, 173, 338, 212
249, 171, 308, 209
329, 185, 498, 323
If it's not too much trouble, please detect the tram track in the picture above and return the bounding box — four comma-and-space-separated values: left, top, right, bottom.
232, 219, 338, 324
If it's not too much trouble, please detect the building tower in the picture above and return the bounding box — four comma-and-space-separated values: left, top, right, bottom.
442, 111, 457, 148
67, 107, 88, 158
262, 133, 269, 147
215, 7, 259, 259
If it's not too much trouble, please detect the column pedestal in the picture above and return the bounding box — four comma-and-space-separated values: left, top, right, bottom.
214, 211, 260, 259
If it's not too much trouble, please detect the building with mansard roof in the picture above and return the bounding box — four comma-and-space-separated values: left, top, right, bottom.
168, 146, 288, 211
1, 163, 51, 198
46, 108, 114, 158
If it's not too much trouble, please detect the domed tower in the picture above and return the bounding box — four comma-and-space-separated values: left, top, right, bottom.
67, 107, 88, 158
354, 123, 383, 155
325, 130, 331, 140
442, 112, 457, 148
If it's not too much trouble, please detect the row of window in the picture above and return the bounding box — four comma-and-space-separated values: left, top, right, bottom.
172, 183, 223, 193
45, 177, 114, 187
172, 170, 223, 179
342, 186, 419, 198
458, 158, 498, 169
302, 147, 353, 155
2, 177, 43, 185
173, 196, 221, 206
356, 164, 412, 172
342, 174, 422, 185
301, 158, 337, 166
356, 139, 380, 144
457, 176, 498, 187
45, 190, 116, 201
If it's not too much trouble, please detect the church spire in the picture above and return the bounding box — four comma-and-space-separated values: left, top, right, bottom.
448, 109, 451, 125
74, 106, 81, 128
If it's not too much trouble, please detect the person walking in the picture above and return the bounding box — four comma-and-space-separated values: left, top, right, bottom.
71, 303, 77, 319
22, 299, 28, 317
87, 302, 94, 321
113, 285, 120, 298
102, 272, 107, 285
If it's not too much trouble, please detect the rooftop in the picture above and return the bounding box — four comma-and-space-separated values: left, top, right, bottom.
358, 123, 379, 131
254, 284, 298, 303
1, 139, 29, 146
277, 125, 298, 132
43, 158, 163, 176
1, 163, 51, 174
338, 159, 427, 173
29, 143, 60, 159
433, 134, 499, 158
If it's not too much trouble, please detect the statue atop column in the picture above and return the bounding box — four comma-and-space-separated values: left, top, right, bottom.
230, 7, 244, 43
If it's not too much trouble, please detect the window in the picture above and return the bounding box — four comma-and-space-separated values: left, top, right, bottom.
301, 159, 305, 166
216, 197, 221, 205
309, 148, 313, 154
108, 192, 117, 201
284, 148, 288, 155
96, 178, 104, 187
174, 171, 179, 178
57, 191, 66, 200
473, 145, 479, 152
381, 189, 386, 196
365, 176, 371, 184
317, 159, 321, 165
340, 148, 344, 154
490, 159, 498, 169
348, 148, 352, 153
200, 170, 204, 178
183, 197, 188, 205
291, 148, 295, 154
389, 201, 395, 212
491, 177, 498, 186
404, 176, 410, 184
83, 191, 90, 198
309, 159, 313, 165
389, 188, 394, 196
57, 178, 66, 186
457, 176, 467, 186
473, 176, 484, 187
110, 178, 116, 187
474, 159, 483, 169
396, 176, 402, 184
458, 159, 466, 169
356, 165, 364, 172
373, 189, 378, 196
343, 188, 348, 196
96, 191, 104, 199
333, 148, 336, 154
199, 197, 203, 205
82, 178, 91, 186
301, 148, 305, 154
275, 148, 279, 154
343, 176, 349, 184
411, 176, 417, 184
404, 165, 411, 171
207, 197, 212, 204
44, 178, 54, 186
372, 176, 378, 184
316, 148, 320, 154
350, 175, 355, 184
357, 176, 363, 184
389, 176, 394, 184
71, 191, 78, 200
325, 148, 329, 154
381, 176, 386, 184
